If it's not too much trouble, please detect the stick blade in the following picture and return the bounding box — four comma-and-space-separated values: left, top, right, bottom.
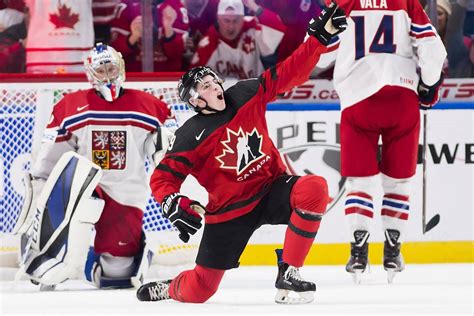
423, 214, 440, 234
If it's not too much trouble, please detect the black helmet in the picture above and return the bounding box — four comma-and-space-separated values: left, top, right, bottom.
177, 66, 223, 112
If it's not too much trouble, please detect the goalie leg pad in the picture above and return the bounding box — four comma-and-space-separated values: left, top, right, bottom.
84, 233, 154, 289
12, 173, 46, 235
18, 152, 104, 286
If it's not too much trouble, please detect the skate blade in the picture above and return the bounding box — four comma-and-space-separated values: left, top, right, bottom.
275, 289, 314, 304
40, 284, 56, 291
386, 268, 402, 284
348, 263, 371, 284
350, 270, 364, 284
384, 261, 404, 284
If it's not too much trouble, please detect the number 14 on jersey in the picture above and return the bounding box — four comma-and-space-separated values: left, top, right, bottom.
353, 15, 397, 60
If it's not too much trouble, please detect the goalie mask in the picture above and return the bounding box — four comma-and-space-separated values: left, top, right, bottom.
177, 66, 224, 112
84, 43, 125, 102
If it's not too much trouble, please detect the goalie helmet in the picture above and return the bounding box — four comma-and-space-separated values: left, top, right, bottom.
177, 66, 223, 111
84, 43, 125, 102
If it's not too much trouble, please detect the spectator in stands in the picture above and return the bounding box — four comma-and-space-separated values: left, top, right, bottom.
442, 0, 472, 77
458, 0, 474, 77
0, 0, 26, 73
24, 0, 94, 73
0, 0, 24, 11
92, 0, 121, 44
183, 0, 219, 67
184, 0, 218, 45
435, 0, 451, 75
257, 0, 321, 62
191, 0, 285, 79
110, 0, 189, 72
437, 0, 451, 42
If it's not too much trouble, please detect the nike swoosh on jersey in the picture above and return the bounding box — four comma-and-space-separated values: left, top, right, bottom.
77, 104, 89, 111
195, 129, 205, 141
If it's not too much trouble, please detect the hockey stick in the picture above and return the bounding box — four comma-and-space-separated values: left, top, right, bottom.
422, 110, 440, 234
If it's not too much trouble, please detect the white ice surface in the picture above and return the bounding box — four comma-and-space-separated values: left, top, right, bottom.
0, 264, 472, 315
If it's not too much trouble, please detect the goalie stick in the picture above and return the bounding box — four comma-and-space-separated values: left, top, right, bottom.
422, 110, 440, 234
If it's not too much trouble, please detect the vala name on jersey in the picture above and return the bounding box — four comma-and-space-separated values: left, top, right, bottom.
360, 0, 387, 9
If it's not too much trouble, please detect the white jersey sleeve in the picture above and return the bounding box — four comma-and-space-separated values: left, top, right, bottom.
30, 107, 79, 180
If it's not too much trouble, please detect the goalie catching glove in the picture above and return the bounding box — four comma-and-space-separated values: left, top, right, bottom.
161, 193, 206, 243
418, 74, 444, 109
307, 1, 347, 46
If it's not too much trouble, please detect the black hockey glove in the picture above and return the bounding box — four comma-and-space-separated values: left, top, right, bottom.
418, 74, 444, 110
307, 1, 347, 46
161, 193, 205, 243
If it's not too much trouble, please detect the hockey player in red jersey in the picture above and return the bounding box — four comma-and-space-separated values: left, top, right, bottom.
316, 0, 446, 283
136, 3, 347, 304
13, 43, 174, 290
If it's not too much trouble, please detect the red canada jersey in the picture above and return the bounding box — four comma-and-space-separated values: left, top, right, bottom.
151, 36, 327, 224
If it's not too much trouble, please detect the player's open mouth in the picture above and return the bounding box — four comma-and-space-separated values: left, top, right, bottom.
217, 93, 223, 100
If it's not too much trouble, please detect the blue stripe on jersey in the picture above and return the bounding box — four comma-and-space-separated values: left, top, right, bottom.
63, 112, 159, 129
382, 200, 409, 210
328, 36, 340, 45
57, 127, 68, 136
410, 24, 433, 33
345, 198, 373, 209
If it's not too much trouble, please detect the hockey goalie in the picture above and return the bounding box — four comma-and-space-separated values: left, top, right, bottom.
12, 43, 175, 290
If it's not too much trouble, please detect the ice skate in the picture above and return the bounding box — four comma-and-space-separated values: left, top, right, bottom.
383, 229, 405, 283
274, 249, 316, 304
345, 230, 370, 284
136, 280, 172, 302
28, 279, 56, 291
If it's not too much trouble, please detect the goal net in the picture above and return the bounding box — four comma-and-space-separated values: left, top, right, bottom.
0, 73, 204, 268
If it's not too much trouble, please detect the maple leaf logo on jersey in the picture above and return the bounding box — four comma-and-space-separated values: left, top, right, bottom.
49, 3, 79, 29
242, 35, 256, 54
216, 127, 264, 174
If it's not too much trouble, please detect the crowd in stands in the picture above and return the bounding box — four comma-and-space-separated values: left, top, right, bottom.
0, 0, 472, 78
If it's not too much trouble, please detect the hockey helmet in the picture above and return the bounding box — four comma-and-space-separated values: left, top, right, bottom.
177, 66, 223, 111
84, 43, 125, 102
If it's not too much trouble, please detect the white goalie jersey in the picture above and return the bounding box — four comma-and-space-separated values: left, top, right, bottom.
316, 0, 447, 109
31, 88, 172, 211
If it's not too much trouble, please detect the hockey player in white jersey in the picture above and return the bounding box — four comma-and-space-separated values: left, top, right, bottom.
13, 43, 174, 290
316, 0, 446, 283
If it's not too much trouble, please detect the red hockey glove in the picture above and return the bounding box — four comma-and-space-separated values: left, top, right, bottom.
418, 74, 444, 109
307, 1, 347, 46
161, 193, 205, 243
